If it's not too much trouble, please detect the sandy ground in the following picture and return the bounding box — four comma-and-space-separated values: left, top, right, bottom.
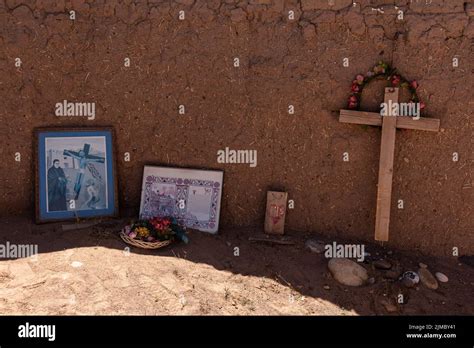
0, 217, 472, 315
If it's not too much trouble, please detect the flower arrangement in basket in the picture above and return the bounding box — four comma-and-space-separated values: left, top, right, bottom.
120, 216, 189, 249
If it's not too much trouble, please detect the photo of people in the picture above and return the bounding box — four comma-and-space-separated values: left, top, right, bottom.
36, 128, 117, 222
44, 136, 107, 212
47, 159, 68, 211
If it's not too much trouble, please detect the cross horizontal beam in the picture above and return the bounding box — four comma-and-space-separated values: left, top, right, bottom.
339, 109, 440, 132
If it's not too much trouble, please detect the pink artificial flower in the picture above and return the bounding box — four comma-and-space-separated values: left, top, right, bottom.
410, 80, 418, 89
419, 102, 425, 110
147, 236, 156, 242
129, 231, 137, 239
356, 74, 364, 84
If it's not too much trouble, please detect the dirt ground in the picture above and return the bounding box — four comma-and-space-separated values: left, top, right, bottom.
0, 216, 472, 315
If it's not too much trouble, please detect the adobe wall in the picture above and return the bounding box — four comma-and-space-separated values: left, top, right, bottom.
0, 0, 473, 255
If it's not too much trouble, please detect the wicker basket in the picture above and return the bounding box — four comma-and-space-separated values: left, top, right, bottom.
119, 231, 172, 250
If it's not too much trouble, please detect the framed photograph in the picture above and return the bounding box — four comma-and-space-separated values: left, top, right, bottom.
139, 166, 224, 234
35, 127, 118, 223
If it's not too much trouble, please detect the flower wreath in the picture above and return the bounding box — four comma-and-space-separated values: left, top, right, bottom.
347, 61, 425, 112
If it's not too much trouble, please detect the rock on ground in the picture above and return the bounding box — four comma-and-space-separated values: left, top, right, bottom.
418, 268, 439, 290
305, 239, 325, 253
328, 258, 368, 287
435, 272, 448, 283
373, 259, 392, 270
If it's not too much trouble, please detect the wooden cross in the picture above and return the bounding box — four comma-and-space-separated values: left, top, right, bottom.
339, 87, 440, 241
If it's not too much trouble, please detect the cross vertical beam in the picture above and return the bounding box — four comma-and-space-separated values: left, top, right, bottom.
339, 87, 440, 242
375, 88, 399, 241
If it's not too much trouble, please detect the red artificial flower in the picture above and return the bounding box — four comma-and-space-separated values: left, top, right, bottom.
410, 80, 418, 89
391, 75, 401, 86
348, 95, 358, 109
150, 217, 163, 230
149, 217, 172, 232
351, 84, 360, 93
419, 102, 425, 110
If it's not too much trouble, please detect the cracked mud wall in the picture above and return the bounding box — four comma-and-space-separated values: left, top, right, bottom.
0, 0, 472, 256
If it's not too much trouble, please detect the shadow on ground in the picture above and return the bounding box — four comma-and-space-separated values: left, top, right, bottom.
0, 216, 472, 315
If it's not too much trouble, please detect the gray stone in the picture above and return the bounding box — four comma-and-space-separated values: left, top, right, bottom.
328, 258, 368, 287
418, 268, 439, 290
435, 272, 448, 283
384, 269, 402, 280
305, 239, 325, 253
374, 259, 392, 270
